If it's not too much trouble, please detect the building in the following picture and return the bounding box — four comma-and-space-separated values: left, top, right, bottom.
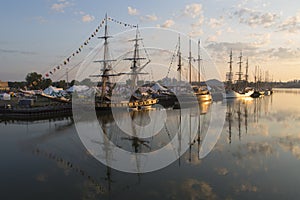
0, 80, 10, 91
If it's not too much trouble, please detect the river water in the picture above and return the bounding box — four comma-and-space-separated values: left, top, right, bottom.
1, 88, 300, 199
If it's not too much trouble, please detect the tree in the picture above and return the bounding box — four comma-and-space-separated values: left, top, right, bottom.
80, 78, 94, 87
54, 80, 66, 89
40, 78, 52, 90
25, 72, 52, 90
70, 80, 78, 87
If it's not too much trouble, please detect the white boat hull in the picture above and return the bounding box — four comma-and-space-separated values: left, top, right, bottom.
222, 90, 254, 99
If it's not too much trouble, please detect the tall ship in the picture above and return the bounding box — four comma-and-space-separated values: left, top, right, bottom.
89, 14, 158, 111
223, 51, 253, 99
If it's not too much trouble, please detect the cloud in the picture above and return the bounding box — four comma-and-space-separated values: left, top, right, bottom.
206, 35, 218, 42
33, 16, 47, 24
206, 30, 222, 43
82, 14, 95, 23
184, 3, 203, 18
189, 29, 203, 37
51, 0, 71, 13
270, 47, 300, 59
160, 19, 175, 28
0, 48, 37, 55
208, 17, 224, 29
140, 14, 158, 22
233, 7, 278, 28
248, 33, 271, 47
128, 6, 139, 16
191, 16, 204, 27
226, 27, 234, 33
206, 41, 257, 52
277, 12, 300, 33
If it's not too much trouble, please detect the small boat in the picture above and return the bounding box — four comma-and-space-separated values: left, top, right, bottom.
193, 86, 212, 102
250, 91, 261, 98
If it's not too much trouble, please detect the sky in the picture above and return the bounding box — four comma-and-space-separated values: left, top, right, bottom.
0, 0, 300, 82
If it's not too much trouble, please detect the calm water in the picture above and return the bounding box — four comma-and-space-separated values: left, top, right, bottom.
1, 88, 300, 199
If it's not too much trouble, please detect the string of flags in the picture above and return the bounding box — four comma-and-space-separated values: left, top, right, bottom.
107, 17, 137, 28
44, 16, 137, 78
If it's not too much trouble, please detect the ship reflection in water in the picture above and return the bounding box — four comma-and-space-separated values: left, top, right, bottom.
1, 89, 300, 199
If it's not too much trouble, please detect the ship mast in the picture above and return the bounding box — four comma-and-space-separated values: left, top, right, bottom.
95, 13, 116, 99
237, 51, 243, 82
197, 39, 201, 83
188, 38, 192, 84
177, 35, 182, 84
124, 26, 147, 90
245, 58, 249, 82
226, 50, 233, 89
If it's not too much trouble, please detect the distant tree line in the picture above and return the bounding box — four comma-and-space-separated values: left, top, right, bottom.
7, 72, 100, 91
7, 71, 300, 91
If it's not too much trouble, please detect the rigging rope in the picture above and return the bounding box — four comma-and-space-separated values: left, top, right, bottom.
165, 41, 179, 78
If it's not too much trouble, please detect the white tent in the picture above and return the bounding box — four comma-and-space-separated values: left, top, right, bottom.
66, 85, 89, 93
151, 83, 169, 92
43, 86, 64, 96
0, 93, 11, 100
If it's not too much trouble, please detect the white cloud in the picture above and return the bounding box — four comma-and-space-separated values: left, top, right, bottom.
233, 7, 278, 28
206, 35, 218, 42
128, 6, 139, 16
51, 0, 70, 13
191, 15, 204, 27
161, 19, 175, 28
206, 30, 222, 42
278, 12, 300, 33
184, 3, 203, 18
226, 27, 234, 33
216, 30, 222, 36
189, 29, 203, 37
82, 14, 95, 23
33, 16, 47, 24
271, 47, 300, 59
208, 17, 224, 29
140, 14, 158, 22
249, 33, 271, 47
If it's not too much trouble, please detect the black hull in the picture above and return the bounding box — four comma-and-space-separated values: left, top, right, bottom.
250, 91, 261, 98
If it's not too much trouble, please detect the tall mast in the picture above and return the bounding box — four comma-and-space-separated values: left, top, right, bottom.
197, 39, 201, 83
131, 26, 140, 89
97, 13, 113, 99
188, 38, 192, 84
226, 50, 233, 88
177, 35, 182, 83
124, 26, 147, 90
254, 65, 258, 90
237, 51, 243, 82
245, 58, 249, 82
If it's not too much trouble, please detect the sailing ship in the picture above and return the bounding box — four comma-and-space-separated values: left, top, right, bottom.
90, 14, 158, 111
173, 35, 199, 109
250, 65, 262, 98
223, 51, 253, 99
191, 39, 212, 102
